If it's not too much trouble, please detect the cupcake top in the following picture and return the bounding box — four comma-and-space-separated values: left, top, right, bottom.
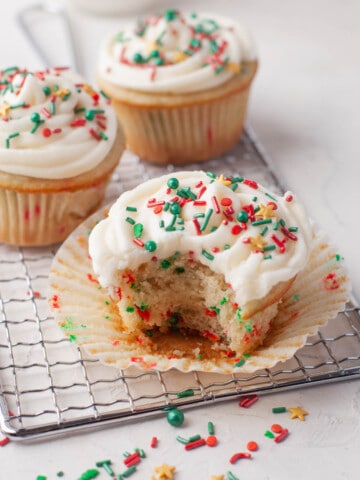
89, 171, 313, 306
0, 66, 117, 179
98, 9, 256, 94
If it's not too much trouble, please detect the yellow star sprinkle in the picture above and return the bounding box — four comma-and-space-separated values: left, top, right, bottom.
0, 102, 11, 117
154, 463, 176, 479
249, 234, 267, 252
215, 174, 232, 186
255, 203, 276, 219
83, 84, 96, 96
173, 51, 188, 63
53, 88, 70, 98
288, 406, 309, 421
210, 476, 225, 480
147, 41, 159, 53
226, 61, 241, 73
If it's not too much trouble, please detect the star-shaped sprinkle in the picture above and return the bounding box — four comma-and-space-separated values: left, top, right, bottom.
0, 102, 11, 117
53, 88, 70, 98
255, 203, 276, 219
154, 463, 176, 479
173, 51, 188, 63
210, 476, 224, 480
215, 174, 232, 186
146, 41, 159, 53
83, 84, 96, 96
288, 406, 309, 421
249, 234, 267, 252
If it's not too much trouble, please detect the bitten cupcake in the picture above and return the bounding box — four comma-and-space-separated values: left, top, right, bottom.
0, 66, 125, 246
88, 171, 313, 357
97, 9, 257, 165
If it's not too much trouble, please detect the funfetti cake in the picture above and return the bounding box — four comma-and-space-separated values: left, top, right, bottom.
0, 66, 125, 246
88, 171, 314, 356
97, 9, 258, 165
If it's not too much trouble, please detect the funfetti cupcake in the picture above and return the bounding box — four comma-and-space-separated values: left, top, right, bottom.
97, 9, 257, 165
0, 66, 125, 247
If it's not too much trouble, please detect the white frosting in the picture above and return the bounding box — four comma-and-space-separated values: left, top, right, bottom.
98, 10, 257, 93
89, 171, 313, 306
0, 67, 117, 179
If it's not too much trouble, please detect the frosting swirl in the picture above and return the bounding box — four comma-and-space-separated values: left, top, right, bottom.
89, 171, 313, 306
98, 10, 257, 93
0, 67, 117, 179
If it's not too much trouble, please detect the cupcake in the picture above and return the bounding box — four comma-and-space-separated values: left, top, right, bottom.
97, 9, 257, 165
88, 171, 314, 357
0, 66, 125, 246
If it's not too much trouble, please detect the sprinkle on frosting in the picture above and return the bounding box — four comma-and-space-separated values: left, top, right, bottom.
0, 66, 117, 179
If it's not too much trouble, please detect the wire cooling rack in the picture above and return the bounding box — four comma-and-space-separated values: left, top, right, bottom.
0, 128, 359, 441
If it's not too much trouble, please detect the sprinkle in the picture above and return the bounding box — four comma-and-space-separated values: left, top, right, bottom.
95, 460, 114, 476
264, 430, 275, 439
201, 208, 214, 231
247, 441, 258, 451
271, 424, 283, 434
150, 436, 158, 448
211, 195, 221, 213
121, 465, 137, 477
272, 406, 287, 414
124, 451, 140, 466
202, 249, 214, 261
177, 388, 195, 398
243, 179, 258, 189
132, 238, 144, 247
133, 223, 143, 238
192, 218, 202, 235
229, 452, 252, 464
288, 406, 309, 421
231, 225, 242, 235
208, 421, 215, 435
145, 240, 157, 252
234, 359, 245, 368
126, 206, 137, 212
274, 428, 289, 443
154, 464, 176, 479
126, 217, 135, 225
226, 472, 239, 480
0, 436, 10, 447
167, 408, 184, 426
188, 434, 202, 442
185, 438, 206, 450
206, 435, 218, 447
239, 394, 258, 408
176, 435, 190, 444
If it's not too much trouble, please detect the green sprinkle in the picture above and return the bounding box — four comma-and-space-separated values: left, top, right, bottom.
104, 315, 110, 320
164, 202, 170, 212
263, 244, 276, 251
272, 406, 287, 414
288, 226, 298, 232
9, 132, 20, 140
126, 217, 135, 225
237, 211, 248, 223
224, 244, 231, 250
279, 218, 286, 227
164, 9, 177, 21
100, 90, 110, 100
170, 203, 181, 215
208, 421, 215, 435
99, 131, 108, 141
210, 226, 218, 232
234, 359, 245, 368
56, 473, 64, 478
244, 322, 253, 332
160, 260, 171, 269
133, 223, 143, 238
264, 254, 272, 260
227, 472, 239, 480
133, 52, 144, 63
231, 183, 238, 191
176, 435, 189, 444
202, 249, 214, 261
335, 253, 342, 261
43, 86, 51, 95
220, 297, 228, 305
201, 208, 213, 232
121, 465, 137, 477
206, 171, 216, 179
36, 476, 47, 480
177, 388, 195, 398
252, 218, 272, 226
265, 192, 277, 201
145, 240, 157, 252
31, 112, 41, 123
292, 293, 300, 301
50, 101, 56, 115
194, 212, 205, 218
105, 300, 110, 305
126, 306, 135, 313
159, 220, 165, 228
260, 226, 268, 236
145, 329, 153, 337
264, 430, 275, 439
167, 177, 179, 189
126, 206, 137, 212
175, 267, 185, 274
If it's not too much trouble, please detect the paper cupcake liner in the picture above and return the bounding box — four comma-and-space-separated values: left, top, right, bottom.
0, 181, 109, 247
49, 209, 350, 374
112, 88, 250, 165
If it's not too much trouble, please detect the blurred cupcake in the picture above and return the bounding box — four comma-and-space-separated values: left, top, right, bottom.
97, 9, 257, 165
0, 66, 125, 246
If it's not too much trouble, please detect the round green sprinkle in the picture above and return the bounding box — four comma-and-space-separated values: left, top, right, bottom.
167, 408, 185, 426
145, 240, 157, 252
154, 57, 164, 66
167, 177, 179, 189
56, 472, 64, 478
237, 211, 248, 222
164, 9, 177, 21
149, 49, 160, 58
133, 223, 143, 238
31, 112, 41, 123
42, 86, 51, 95
160, 260, 171, 269
170, 203, 181, 215
133, 52, 144, 63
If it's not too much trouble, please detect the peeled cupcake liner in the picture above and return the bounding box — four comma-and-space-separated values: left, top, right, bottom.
49, 208, 351, 374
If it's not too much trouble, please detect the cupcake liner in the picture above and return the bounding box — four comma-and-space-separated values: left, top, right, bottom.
0, 181, 109, 246
112, 87, 250, 165
49, 208, 350, 374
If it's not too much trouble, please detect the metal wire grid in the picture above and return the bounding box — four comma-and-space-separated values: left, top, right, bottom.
0, 130, 359, 441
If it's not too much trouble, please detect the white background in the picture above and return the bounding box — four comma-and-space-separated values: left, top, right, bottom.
0, 0, 359, 478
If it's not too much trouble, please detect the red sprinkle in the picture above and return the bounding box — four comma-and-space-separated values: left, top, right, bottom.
211, 196, 220, 213
0, 437, 10, 447
185, 438, 206, 450
221, 197, 232, 206
271, 424, 283, 434
150, 437, 158, 448
133, 238, 145, 247
124, 451, 140, 466
239, 395, 259, 408
285, 194, 293, 202
229, 452, 252, 464
247, 441, 258, 452
243, 179, 258, 189
274, 428, 289, 443
231, 224, 242, 235
192, 218, 202, 236
42, 127, 51, 137
206, 435, 218, 447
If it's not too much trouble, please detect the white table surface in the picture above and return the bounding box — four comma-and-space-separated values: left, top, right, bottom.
1, 0, 359, 478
